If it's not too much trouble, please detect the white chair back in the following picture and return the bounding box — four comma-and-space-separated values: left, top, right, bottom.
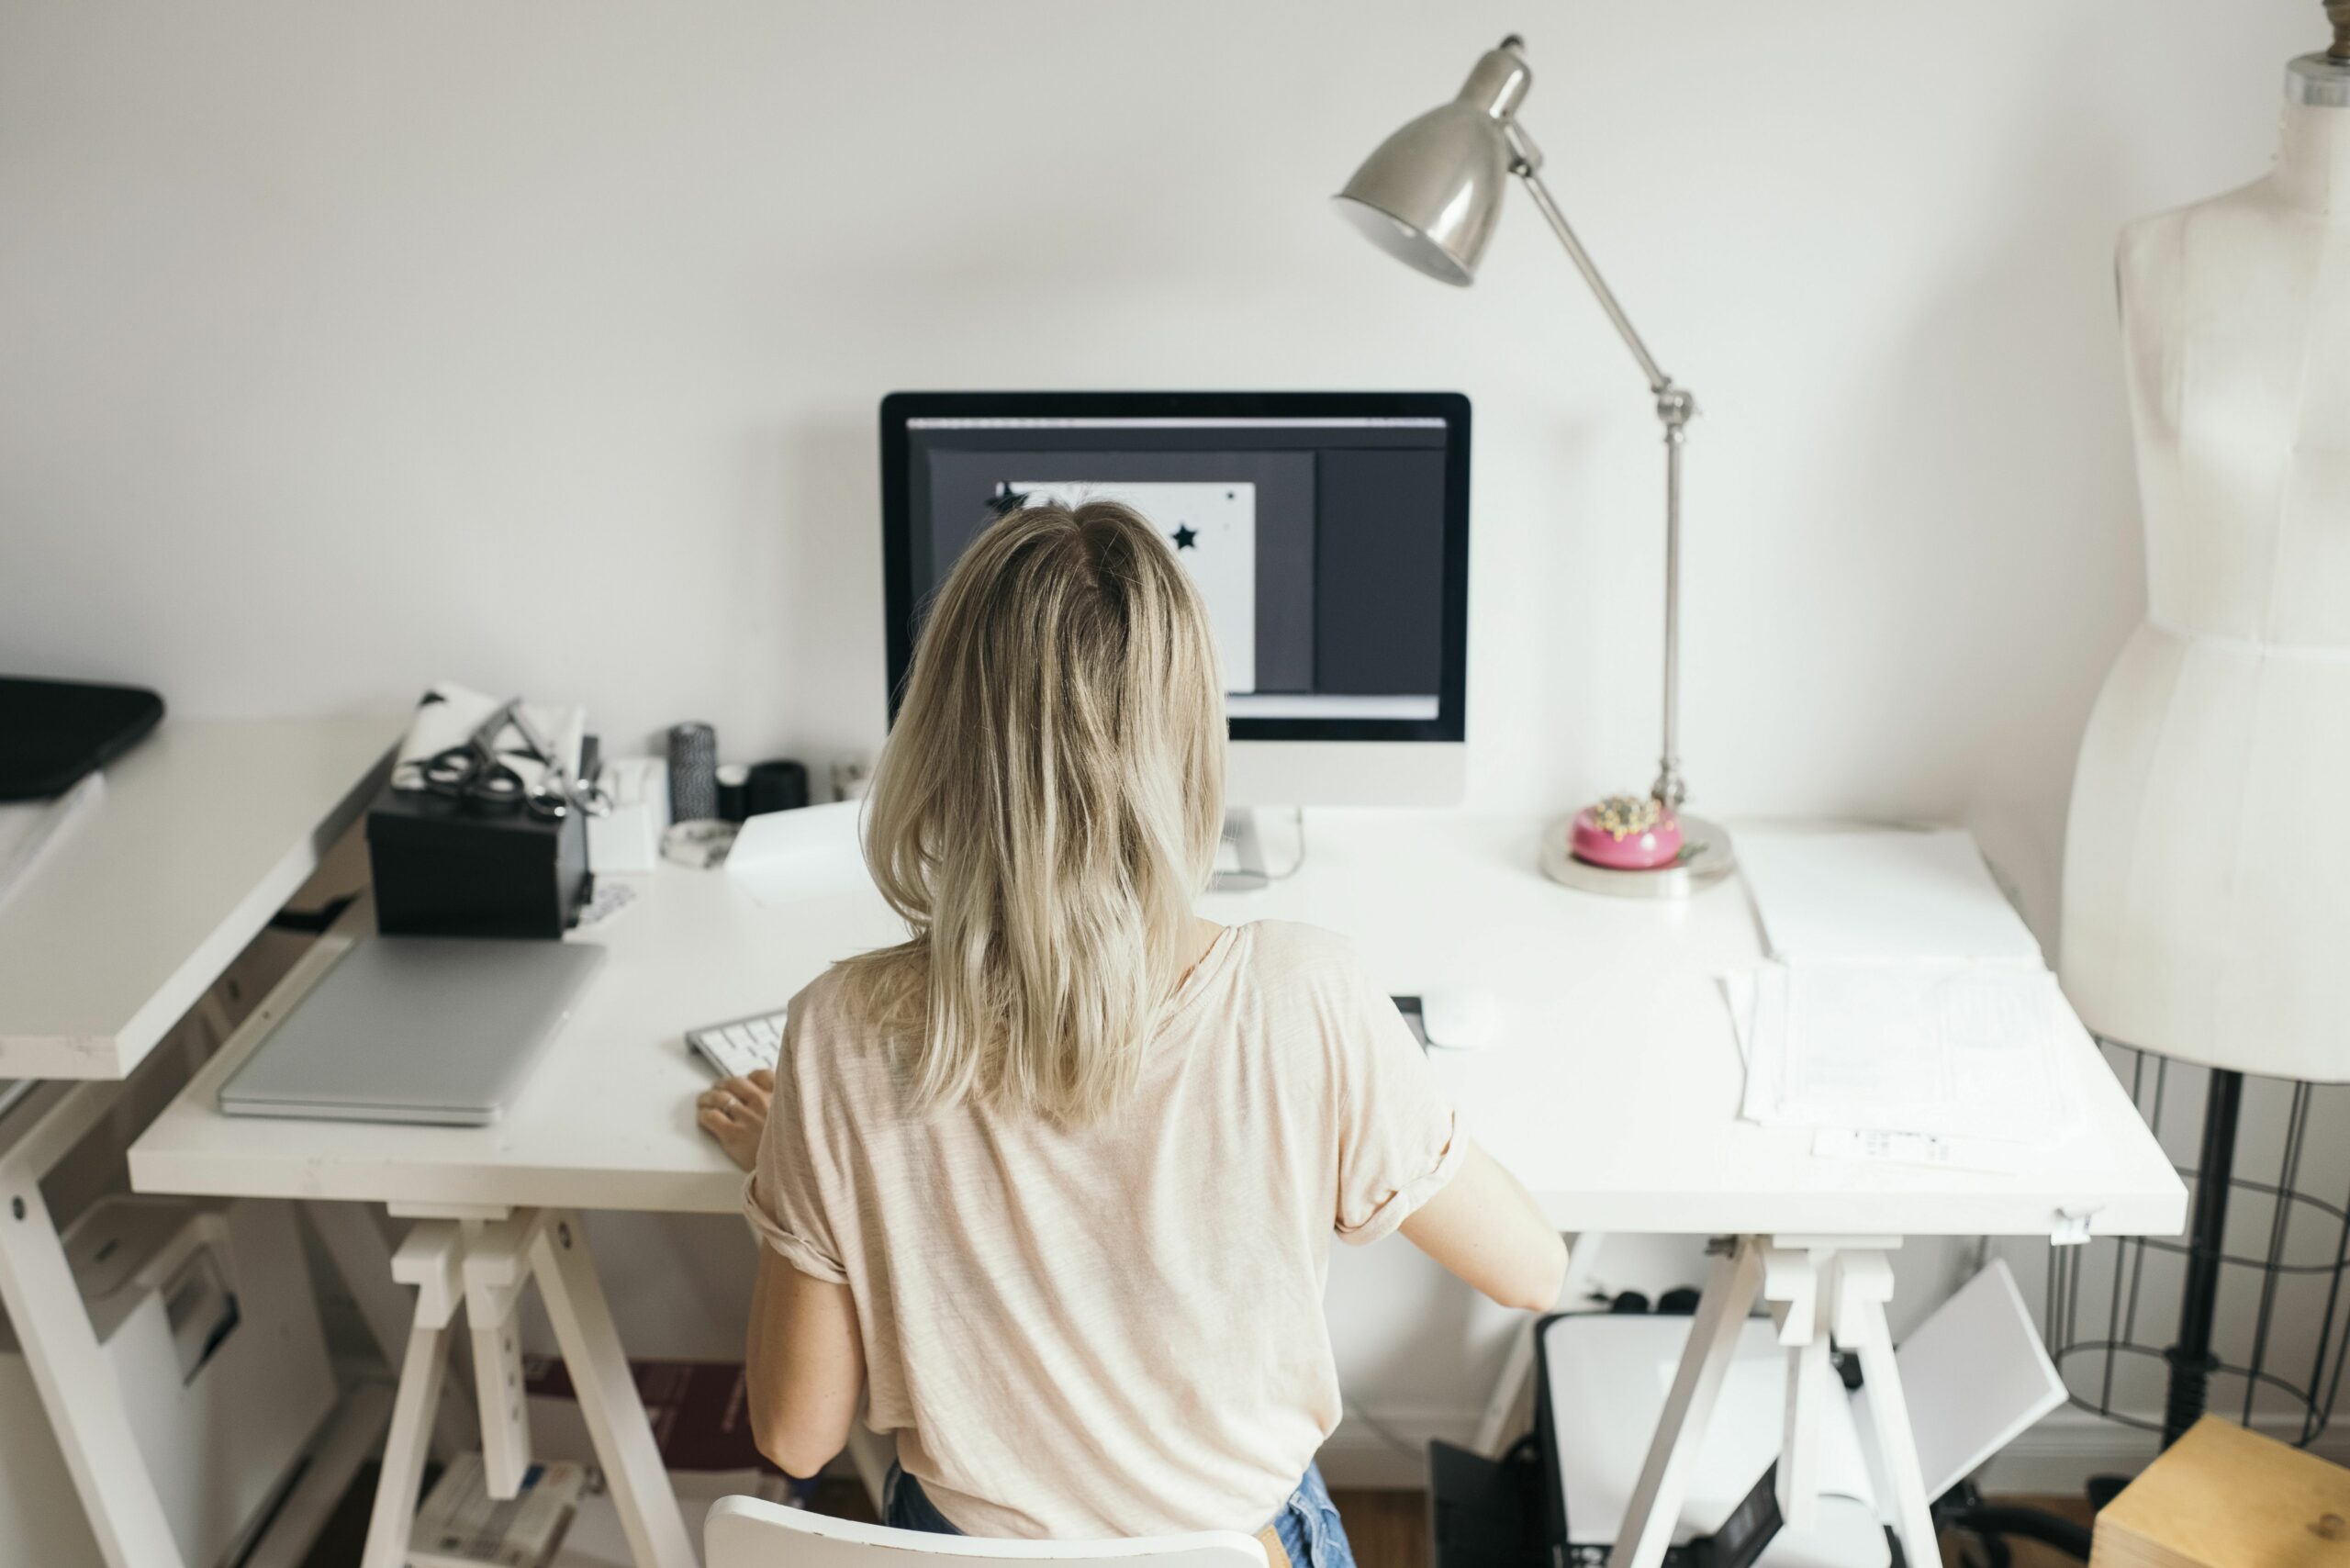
706, 1495, 1270, 1568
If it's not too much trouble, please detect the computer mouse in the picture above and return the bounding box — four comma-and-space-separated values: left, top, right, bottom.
1420, 986, 1503, 1050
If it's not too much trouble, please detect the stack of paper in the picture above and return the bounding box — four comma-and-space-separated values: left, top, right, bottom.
1729, 829, 2076, 1171
410, 1453, 591, 1568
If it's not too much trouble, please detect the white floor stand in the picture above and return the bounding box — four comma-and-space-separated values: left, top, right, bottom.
0, 1081, 184, 1568
362, 1205, 696, 1568
308, 1198, 480, 1459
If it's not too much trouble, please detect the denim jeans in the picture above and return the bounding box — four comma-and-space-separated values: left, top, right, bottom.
883, 1461, 1358, 1568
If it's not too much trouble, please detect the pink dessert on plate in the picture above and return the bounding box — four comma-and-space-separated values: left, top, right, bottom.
1570, 794, 1684, 870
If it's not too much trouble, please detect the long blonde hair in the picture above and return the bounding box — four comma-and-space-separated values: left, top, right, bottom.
841, 500, 1226, 1126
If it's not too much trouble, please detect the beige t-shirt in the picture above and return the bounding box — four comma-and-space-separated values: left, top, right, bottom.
742, 919, 1461, 1539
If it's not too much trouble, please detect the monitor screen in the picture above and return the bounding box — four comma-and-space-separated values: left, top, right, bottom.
879, 392, 1470, 743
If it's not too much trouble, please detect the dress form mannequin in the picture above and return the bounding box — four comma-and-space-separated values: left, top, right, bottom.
2061, 34, 2350, 1085
2053, 20, 2350, 1453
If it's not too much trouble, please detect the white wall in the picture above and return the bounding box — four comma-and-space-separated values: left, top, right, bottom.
3, 0, 2337, 1478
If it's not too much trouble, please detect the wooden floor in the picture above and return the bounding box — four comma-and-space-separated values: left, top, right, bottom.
301, 1470, 2091, 1565
816, 1484, 2096, 1568
813, 1484, 1430, 1568
1326, 1490, 1427, 1568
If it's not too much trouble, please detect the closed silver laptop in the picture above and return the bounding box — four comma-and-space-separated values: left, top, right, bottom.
220, 937, 605, 1126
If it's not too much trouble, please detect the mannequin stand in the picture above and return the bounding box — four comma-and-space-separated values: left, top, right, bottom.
1939, 1053, 2349, 1564
2044, 1047, 2350, 1449
2162, 1070, 2243, 1446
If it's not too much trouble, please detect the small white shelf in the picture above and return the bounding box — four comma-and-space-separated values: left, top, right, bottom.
0, 714, 398, 1081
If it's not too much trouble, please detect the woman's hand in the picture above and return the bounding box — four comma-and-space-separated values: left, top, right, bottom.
697, 1070, 774, 1170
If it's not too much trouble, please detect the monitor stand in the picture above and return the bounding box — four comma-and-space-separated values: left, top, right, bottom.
1214, 808, 1275, 892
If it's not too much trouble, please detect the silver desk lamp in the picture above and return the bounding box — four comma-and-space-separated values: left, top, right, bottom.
1336, 35, 1733, 897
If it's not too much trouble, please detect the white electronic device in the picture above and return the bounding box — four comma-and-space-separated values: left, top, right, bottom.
687, 1007, 787, 1081
219, 938, 606, 1126
1547, 1315, 1888, 1566
1421, 985, 1504, 1049
1540, 1259, 2062, 1565
723, 800, 869, 906
0, 1194, 336, 1568
882, 394, 1473, 887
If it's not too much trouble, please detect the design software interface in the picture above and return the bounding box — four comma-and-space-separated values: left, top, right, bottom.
888, 403, 1465, 730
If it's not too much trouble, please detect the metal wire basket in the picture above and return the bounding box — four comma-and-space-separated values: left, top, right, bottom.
2044, 1042, 2350, 1446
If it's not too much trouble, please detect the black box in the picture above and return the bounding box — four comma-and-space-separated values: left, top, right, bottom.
366, 785, 588, 939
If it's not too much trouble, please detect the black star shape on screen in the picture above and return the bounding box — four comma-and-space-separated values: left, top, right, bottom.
1171, 525, 1198, 550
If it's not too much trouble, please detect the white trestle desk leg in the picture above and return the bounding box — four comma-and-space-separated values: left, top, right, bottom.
1833, 1249, 1938, 1568
0, 1158, 186, 1568
308, 1200, 477, 1457
1760, 1241, 1838, 1532
1780, 1333, 1831, 1529
365, 1221, 466, 1568
529, 1210, 696, 1568
1606, 1237, 1766, 1568
1474, 1231, 1601, 1457
464, 1211, 549, 1498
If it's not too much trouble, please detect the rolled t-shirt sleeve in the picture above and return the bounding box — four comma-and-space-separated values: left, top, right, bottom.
1330, 954, 1464, 1245
740, 996, 849, 1283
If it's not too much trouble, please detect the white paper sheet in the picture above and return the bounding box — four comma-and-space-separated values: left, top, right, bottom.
1781, 962, 2060, 1135
1736, 959, 2070, 1146
1810, 1126, 2030, 1175
1737, 828, 2045, 966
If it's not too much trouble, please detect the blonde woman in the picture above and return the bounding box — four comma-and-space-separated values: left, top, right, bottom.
699, 502, 1564, 1563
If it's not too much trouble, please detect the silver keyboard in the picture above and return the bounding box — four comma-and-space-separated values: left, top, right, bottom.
686, 1008, 786, 1081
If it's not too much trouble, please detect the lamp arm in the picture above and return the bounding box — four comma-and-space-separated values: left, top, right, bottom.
1511, 161, 1673, 397
1512, 154, 1699, 809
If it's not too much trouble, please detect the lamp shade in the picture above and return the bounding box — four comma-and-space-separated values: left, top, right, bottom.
1332, 40, 1533, 286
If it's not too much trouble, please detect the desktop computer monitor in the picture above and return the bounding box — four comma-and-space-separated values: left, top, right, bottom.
880, 392, 1471, 864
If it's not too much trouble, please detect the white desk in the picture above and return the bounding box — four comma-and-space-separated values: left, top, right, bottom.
0, 716, 397, 1080
0, 714, 399, 1568
129, 812, 2186, 1568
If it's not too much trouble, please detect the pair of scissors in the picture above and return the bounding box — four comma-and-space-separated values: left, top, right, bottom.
506, 703, 611, 819
419, 700, 567, 821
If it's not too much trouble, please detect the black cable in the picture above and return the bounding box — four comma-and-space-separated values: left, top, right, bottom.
1941, 1505, 2092, 1563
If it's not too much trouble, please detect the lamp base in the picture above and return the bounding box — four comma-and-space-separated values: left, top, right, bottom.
1539, 812, 1736, 899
